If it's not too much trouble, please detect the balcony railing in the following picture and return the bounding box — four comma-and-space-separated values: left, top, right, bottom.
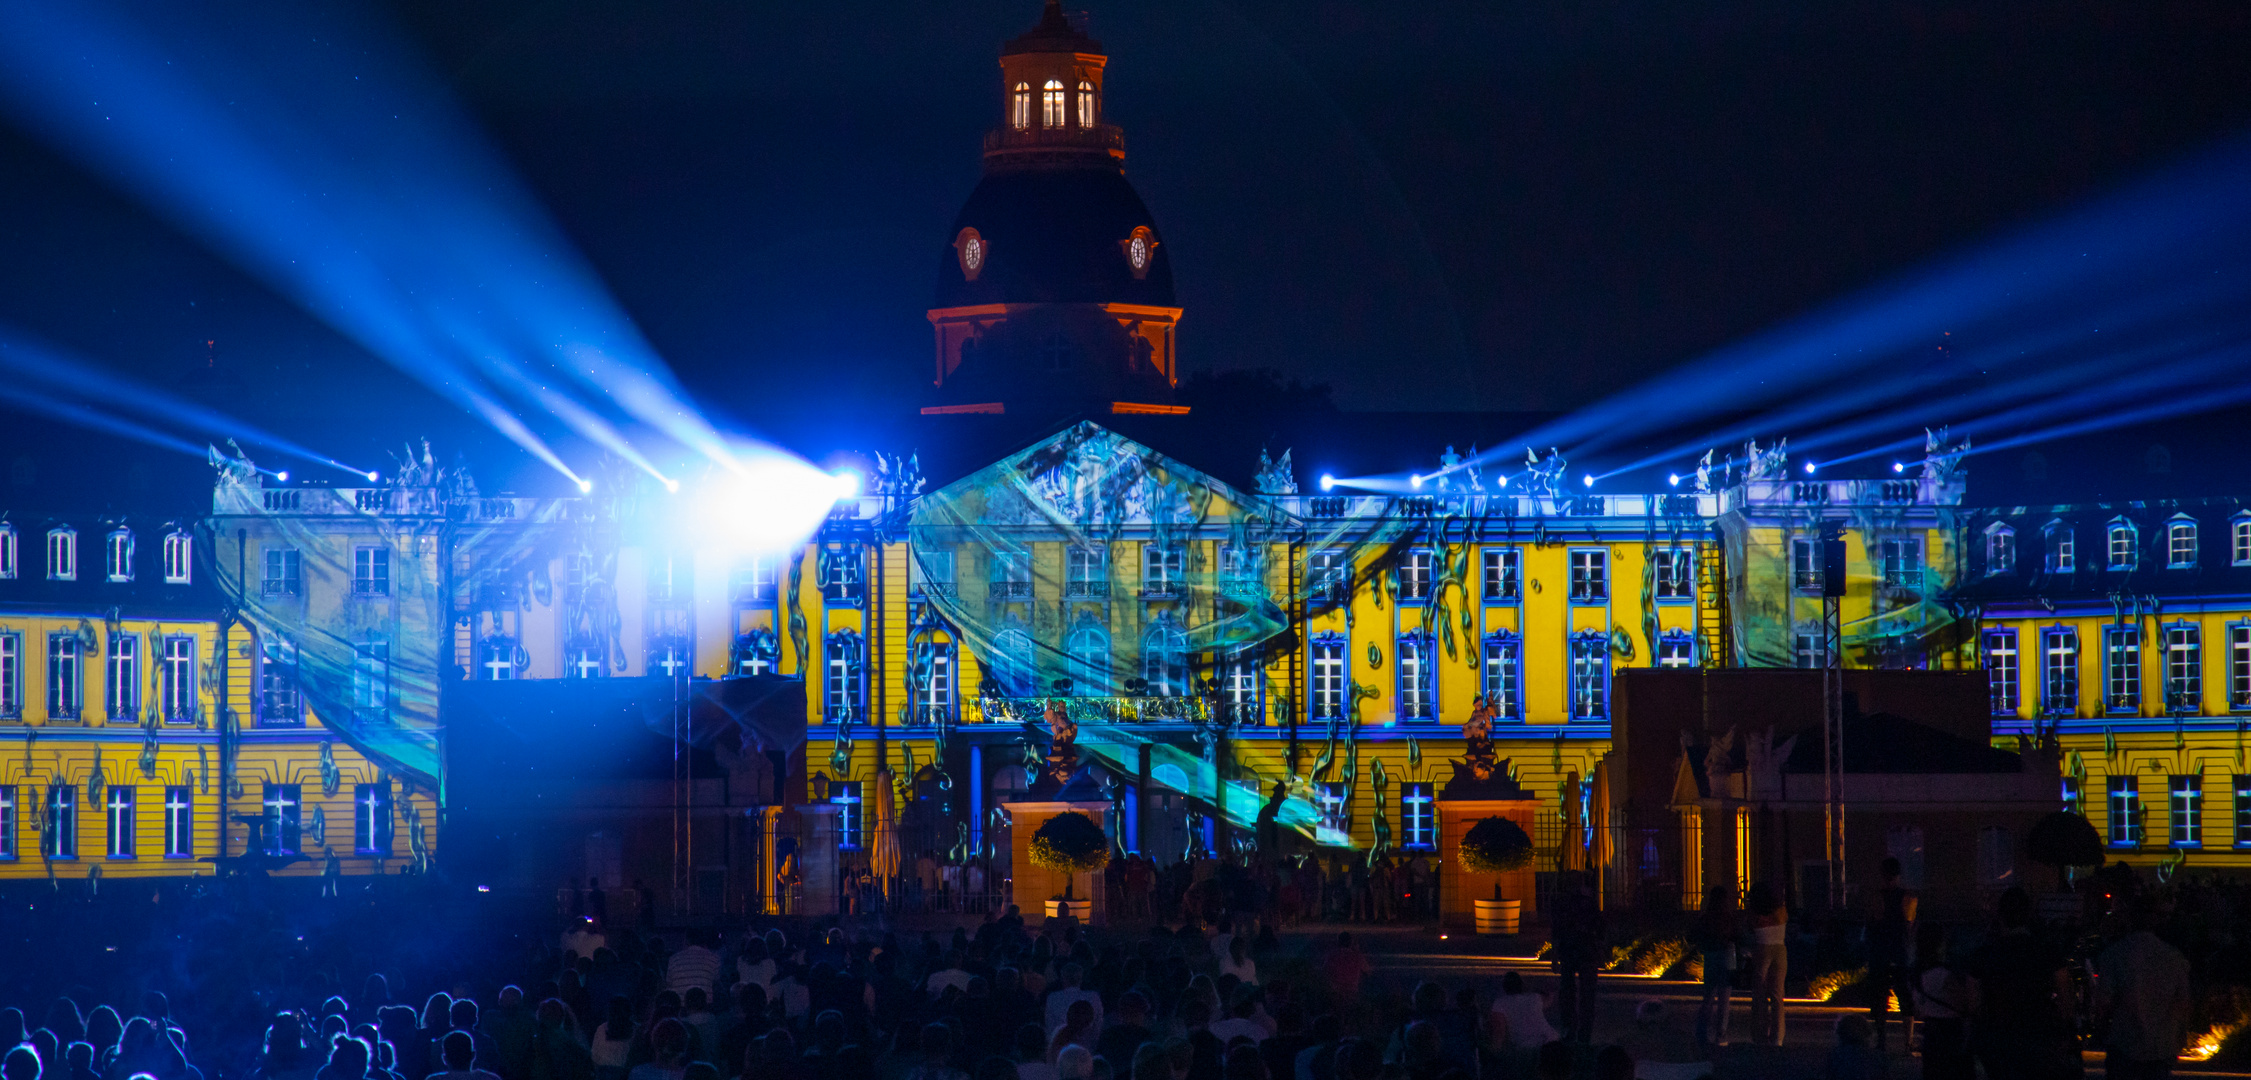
975, 695, 1210, 724
988, 581, 1033, 600
260, 578, 301, 597
1883, 568, 1925, 589
1063, 580, 1109, 599
910, 581, 958, 599
984, 123, 1125, 156
1793, 570, 1824, 591
1139, 584, 1183, 601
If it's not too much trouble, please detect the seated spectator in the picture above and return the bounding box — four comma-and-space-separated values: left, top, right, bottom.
430, 1032, 502, 1080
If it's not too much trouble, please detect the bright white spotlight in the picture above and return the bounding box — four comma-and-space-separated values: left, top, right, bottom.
1667, 473, 1679, 487
1804, 462, 1818, 474
1582, 474, 1594, 488
1319, 474, 1335, 492
1892, 462, 1906, 473
275, 470, 289, 482
1497, 475, 1507, 488
833, 469, 863, 498
662, 476, 681, 494
1410, 474, 1423, 490
366, 470, 380, 483
576, 478, 593, 493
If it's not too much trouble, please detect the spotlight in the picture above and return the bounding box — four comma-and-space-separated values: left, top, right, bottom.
365, 470, 380, 483
662, 477, 681, 494
1582, 474, 1594, 488
1803, 462, 1818, 475
576, 478, 592, 494
833, 469, 863, 498
1319, 474, 1335, 492
1667, 473, 1680, 487
1892, 462, 1906, 474
275, 471, 289, 482
1410, 474, 1424, 490
1497, 475, 1507, 488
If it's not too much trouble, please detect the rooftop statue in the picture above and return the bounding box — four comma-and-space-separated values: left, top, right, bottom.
1253, 447, 1297, 495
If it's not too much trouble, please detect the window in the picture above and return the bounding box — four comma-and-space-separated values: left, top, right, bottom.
47, 528, 75, 581
260, 636, 301, 724
2168, 520, 2198, 568
1986, 525, 2016, 574
1880, 538, 1924, 588
1142, 616, 1188, 697
993, 627, 1036, 697
1219, 649, 1260, 719
1480, 634, 1520, 719
2108, 521, 2137, 570
990, 550, 1032, 599
1041, 79, 1066, 127
1076, 80, 1096, 127
2106, 626, 2141, 710
1401, 783, 1435, 849
1569, 550, 1608, 602
106, 634, 139, 720
567, 641, 606, 680
2171, 775, 2203, 848
1570, 632, 1609, 719
353, 642, 388, 716
1219, 543, 1261, 597
355, 783, 392, 855
1794, 632, 1827, 670
262, 784, 301, 856
1790, 538, 1821, 592
43, 785, 75, 858
648, 552, 684, 603
353, 547, 390, 596
2233, 625, 2251, 709
1657, 631, 1695, 669
0, 634, 17, 718
105, 529, 133, 582
734, 556, 781, 603
910, 550, 955, 598
732, 630, 779, 677
2047, 524, 2076, 574
2238, 776, 2251, 848
1143, 544, 1185, 597
648, 638, 690, 680
160, 637, 195, 723
1310, 636, 1345, 719
912, 641, 955, 721
831, 780, 863, 849
0, 524, 13, 579
162, 532, 192, 584
824, 632, 863, 720
2063, 776, 2082, 816
2044, 628, 2079, 714
163, 787, 191, 857
478, 637, 518, 681
47, 634, 81, 719
105, 787, 134, 858
0, 787, 12, 858
262, 547, 301, 597
2107, 776, 2142, 848
1066, 617, 1109, 696
2163, 625, 2201, 712
1399, 550, 1433, 601
819, 546, 862, 604
1310, 549, 1350, 603
1011, 83, 1031, 129
1396, 632, 1433, 720
2235, 517, 2251, 567
1481, 548, 1520, 601
1985, 629, 2020, 714
1066, 546, 1107, 597
1975, 826, 2014, 888
1314, 782, 1347, 828
1653, 548, 1693, 600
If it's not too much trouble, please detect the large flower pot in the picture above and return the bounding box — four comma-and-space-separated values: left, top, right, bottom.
1474, 898, 1521, 935
1046, 899, 1093, 921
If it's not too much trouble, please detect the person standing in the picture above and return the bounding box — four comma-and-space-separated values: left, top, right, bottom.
1867, 858, 1919, 1053
1689, 886, 1740, 1047
1551, 873, 1606, 1044
1964, 888, 2075, 1080
2092, 900, 2192, 1080
1910, 922, 1974, 1080
1744, 881, 1788, 1048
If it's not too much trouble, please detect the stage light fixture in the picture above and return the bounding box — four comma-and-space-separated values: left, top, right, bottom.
276, 471, 289, 482
1319, 474, 1335, 492
576, 478, 593, 493
366, 471, 381, 483
1893, 462, 1906, 473
1804, 462, 1818, 474
833, 469, 863, 498
1667, 473, 1680, 487
663, 477, 681, 494
1582, 474, 1594, 488
1410, 474, 1424, 490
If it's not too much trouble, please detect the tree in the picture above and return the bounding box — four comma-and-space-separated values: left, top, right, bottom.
1029, 811, 1110, 898
2026, 810, 2103, 889
1459, 816, 1535, 874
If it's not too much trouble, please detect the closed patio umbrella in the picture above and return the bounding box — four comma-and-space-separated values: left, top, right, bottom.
1560, 769, 1586, 872
872, 768, 901, 898
1590, 757, 1615, 906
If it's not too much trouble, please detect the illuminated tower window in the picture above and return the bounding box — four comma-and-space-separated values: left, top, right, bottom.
1042, 79, 1066, 127
1077, 80, 1096, 127
1012, 83, 1032, 129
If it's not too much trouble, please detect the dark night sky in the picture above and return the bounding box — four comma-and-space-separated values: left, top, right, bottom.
1, 0, 2249, 488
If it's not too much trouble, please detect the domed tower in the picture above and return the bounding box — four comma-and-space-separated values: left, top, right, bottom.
922, 1, 1185, 417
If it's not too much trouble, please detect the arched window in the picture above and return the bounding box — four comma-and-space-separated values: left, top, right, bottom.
1984, 523, 2016, 575
2107, 519, 2138, 571
1042, 79, 1066, 128
2166, 517, 2198, 568
1066, 615, 1109, 696
912, 639, 956, 722
1142, 615, 1187, 696
1077, 80, 1096, 127
992, 626, 1035, 697
1011, 83, 1031, 129
105, 528, 133, 582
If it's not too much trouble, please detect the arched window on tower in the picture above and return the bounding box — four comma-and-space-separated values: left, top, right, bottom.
1042, 80, 1066, 128
1012, 83, 1031, 129
1077, 81, 1096, 127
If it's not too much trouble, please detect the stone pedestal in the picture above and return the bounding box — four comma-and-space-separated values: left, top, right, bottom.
1003, 800, 1112, 925
1437, 796, 1544, 929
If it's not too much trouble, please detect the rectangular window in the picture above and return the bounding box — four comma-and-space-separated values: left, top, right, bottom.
1880, 538, 1924, 588
47, 634, 81, 719
2044, 628, 2080, 714
105, 530, 133, 582
732, 556, 780, 603
2063, 776, 2082, 816
1794, 632, 1827, 670
2233, 626, 2251, 709
1481, 548, 1520, 601
1220, 650, 1260, 717
2107, 776, 2142, 848
1401, 783, 1435, 849
106, 634, 139, 720
1315, 782, 1347, 828
2168, 522, 2198, 568
355, 783, 392, 855
2163, 625, 2201, 712
1792, 538, 1821, 592
353, 547, 390, 596
478, 637, 518, 681
649, 552, 683, 603
831, 781, 863, 849
105, 787, 134, 858
0, 786, 14, 858
1987, 529, 2016, 574
2050, 528, 2076, 573
162, 533, 192, 584
1399, 550, 1433, 600
161, 637, 195, 723
913, 641, 953, 719
567, 643, 605, 680
1142, 544, 1183, 597
1985, 629, 2020, 714
1653, 548, 1693, 600
48, 529, 76, 581
1310, 549, 1350, 603
1396, 634, 1432, 719
1480, 636, 1520, 718
0, 634, 17, 718
261, 636, 301, 724
2170, 775, 2202, 849
1066, 546, 1107, 597
1569, 550, 1608, 602
2238, 776, 2251, 848
262, 547, 301, 597
1657, 635, 1695, 669
0, 525, 14, 579
909, 550, 955, 598
1570, 635, 1609, 718
2109, 526, 2137, 570
163, 787, 191, 857
2235, 520, 2251, 566
1310, 640, 1345, 719
825, 639, 861, 720
353, 642, 389, 715
820, 546, 861, 603
648, 639, 690, 680
262, 784, 301, 856
43, 785, 75, 858
2106, 626, 2141, 711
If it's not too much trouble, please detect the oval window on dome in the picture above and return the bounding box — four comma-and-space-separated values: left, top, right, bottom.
1118, 226, 1158, 281
954, 227, 987, 281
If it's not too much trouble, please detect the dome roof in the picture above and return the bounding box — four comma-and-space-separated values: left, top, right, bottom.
935, 166, 1175, 309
